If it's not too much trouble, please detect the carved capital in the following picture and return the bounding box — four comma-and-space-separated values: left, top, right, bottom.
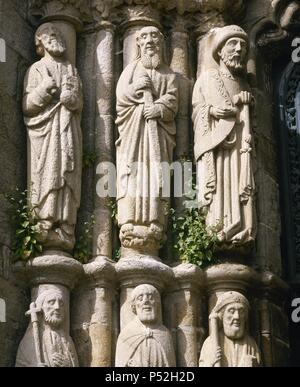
29, 0, 89, 29
118, 4, 162, 30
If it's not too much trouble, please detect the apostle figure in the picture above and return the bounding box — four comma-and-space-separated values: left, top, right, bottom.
116, 26, 178, 249
23, 23, 83, 252
192, 25, 256, 248
115, 284, 176, 367
16, 289, 78, 367
199, 291, 261, 367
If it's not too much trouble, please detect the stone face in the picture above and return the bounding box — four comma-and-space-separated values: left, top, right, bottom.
0, 0, 295, 368
199, 291, 261, 367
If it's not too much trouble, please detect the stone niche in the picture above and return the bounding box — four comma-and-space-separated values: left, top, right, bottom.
0, 0, 295, 367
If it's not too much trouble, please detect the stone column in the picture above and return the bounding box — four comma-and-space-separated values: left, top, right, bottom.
93, 21, 116, 259
168, 17, 192, 218
164, 263, 205, 367
255, 271, 290, 367
71, 257, 116, 367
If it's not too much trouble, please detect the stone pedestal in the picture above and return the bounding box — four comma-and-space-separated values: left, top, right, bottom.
72, 256, 116, 367
116, 256, 174, 330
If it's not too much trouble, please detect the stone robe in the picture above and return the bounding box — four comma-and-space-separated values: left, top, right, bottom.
15, 324, 78, 367
116, 60, 178, 228
23, 57, 82, 239
192, 68, 256, 245
199, 332, 261, 367
115, 317, 176, 367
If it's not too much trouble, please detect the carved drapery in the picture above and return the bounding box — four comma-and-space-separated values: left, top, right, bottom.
11, 0, 290, 368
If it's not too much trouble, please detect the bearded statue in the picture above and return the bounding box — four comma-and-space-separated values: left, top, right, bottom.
199, 291, 261, 367
115, 284, 176, 367
16, 289, 78, 367
193, 25, 256, 251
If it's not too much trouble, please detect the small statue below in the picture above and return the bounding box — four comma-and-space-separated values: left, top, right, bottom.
192, 25, 256, 250
23, 23, 83, 252
199, 291, 261, 367
16, 289, 78, 367
115, 284, 176, 367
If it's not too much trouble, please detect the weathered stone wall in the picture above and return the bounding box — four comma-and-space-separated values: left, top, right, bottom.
0, 0, 33, 367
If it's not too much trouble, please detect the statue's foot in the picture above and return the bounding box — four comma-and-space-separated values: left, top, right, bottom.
232, 230, 253, 245
42, 227, 74, 252
217, 230, 226, 243
36, 221, 52, 243
61, 223, 75, 237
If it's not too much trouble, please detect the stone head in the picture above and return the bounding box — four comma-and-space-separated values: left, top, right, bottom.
131, 284, 161, 325
36, 289, 65, 329
35, 23, 66, 58
212, 291, 250, 340
213, 25, 249, 73
136, 26, 164, 68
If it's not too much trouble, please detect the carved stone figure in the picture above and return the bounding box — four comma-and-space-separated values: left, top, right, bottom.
23, 23, 83, 252
192, 25, 256, 249
115, 284, 176, 367
199, 291, 261, 367
16, 289, 78, 367
116, 26, 178, 251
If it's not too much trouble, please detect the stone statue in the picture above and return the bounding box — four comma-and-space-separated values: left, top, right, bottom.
199, 291, 261, 367
116, 26, 178, 251
16, 289, 78, 367
115, 284, 176, 367
192, 25, 256, 249
23, 23, 83, 252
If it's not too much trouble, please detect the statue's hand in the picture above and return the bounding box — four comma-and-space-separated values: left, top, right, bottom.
42, 75, 58, 96
143, 104, 161, 120
60, 90, 75, 105
210, 106, 238, 119
52, 353, 71, 368
134, 75, 152, 94
233, 91, 253, 105
212, 346, 222, 367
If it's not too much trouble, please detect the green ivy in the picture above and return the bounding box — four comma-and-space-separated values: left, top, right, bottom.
112, 248, 121, 262
82, 151, 98, 169
5, 187, 43, 261
74, 215, 95, 264
169, 208, 219, 268
106, 199, 118, 225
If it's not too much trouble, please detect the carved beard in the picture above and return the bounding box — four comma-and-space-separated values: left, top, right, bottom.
44, 40, 65, 57
141, 53, 161, 70
221, 52, 246, 75
44, 312, 64, 329
223, 321, 245, 340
